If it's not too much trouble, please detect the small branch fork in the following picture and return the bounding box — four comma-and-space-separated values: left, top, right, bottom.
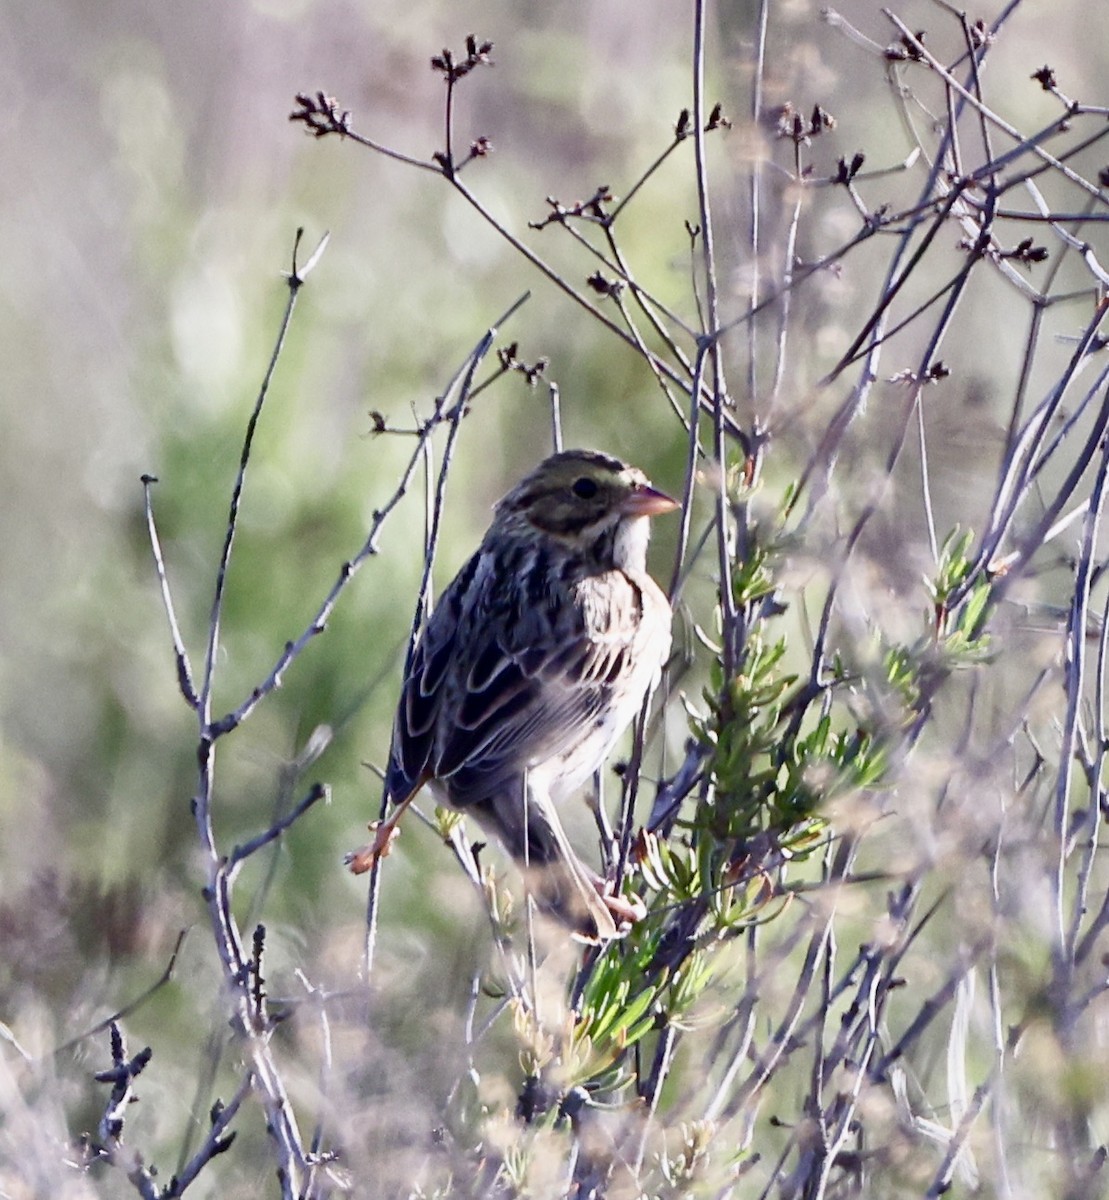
289, 74, 742, 436
79, 1022, 249, 1198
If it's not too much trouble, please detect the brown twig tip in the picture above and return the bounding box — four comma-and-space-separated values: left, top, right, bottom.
810, 104, 835, 133
140, 472, 158, 485
586, 270, 624, 299
431, 35, 494, 83
834, 152, 867, 184
289, 91, 351, 137
888, 362, 951, 385
885, 29, 927, 61
1000, 238, 1050, 268
1031, 65, 1058, 91
498, 341, 549, 386
775, 102, 836, 145
705, 102, 732, 132
969, 18, 994, 49
675, 108, 692, 139
530, 185, 614, 230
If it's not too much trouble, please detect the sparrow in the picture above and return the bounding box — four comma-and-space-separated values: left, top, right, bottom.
350, 449, 676, 941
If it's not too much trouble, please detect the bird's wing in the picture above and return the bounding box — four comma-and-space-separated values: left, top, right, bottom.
384, 552, 482, 802
443, 639, 616, 766
387, 558, 645, 807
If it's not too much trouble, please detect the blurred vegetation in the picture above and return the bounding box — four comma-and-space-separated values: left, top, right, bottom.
3, 0, 1109, 1197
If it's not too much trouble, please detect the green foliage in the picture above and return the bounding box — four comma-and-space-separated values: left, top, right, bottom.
684, 511, 883, 903
575, 936, 716, 1080
863, 526, 995, 730
927, 526, 993, 663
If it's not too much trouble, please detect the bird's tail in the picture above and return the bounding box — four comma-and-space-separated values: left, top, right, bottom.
471, 792, 617, 943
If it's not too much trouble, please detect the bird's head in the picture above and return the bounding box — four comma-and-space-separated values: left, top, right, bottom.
493, 449, 677, 568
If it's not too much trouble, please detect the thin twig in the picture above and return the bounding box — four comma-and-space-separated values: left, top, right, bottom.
200, 229, 321, 720
141, 475, 197, 707
55, 930, 190, 1055
228, 784, 329, 868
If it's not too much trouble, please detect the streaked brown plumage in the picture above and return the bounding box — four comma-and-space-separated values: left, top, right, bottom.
354, 449, 676, 941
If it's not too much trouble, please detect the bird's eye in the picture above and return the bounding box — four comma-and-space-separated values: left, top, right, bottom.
571, 476, 599, 499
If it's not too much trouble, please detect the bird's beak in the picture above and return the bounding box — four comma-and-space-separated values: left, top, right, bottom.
621, 484, 679, 518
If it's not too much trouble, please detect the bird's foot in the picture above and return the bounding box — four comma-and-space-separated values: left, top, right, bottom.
596, 880, 647, 929
345, 820, 400, 875
346, 792, 418, 874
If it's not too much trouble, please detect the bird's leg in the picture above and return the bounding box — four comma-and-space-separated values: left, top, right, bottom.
515, 779, 620, 942
345, 791, 417, 875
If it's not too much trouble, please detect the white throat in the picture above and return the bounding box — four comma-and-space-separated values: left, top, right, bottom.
612, 515, 650, 571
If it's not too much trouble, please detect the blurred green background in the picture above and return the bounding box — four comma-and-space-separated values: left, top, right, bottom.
2, 0, 1108, 1190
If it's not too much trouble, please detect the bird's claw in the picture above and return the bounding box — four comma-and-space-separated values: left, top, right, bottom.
345, 820, 400, 875
597, 880, 647, 928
